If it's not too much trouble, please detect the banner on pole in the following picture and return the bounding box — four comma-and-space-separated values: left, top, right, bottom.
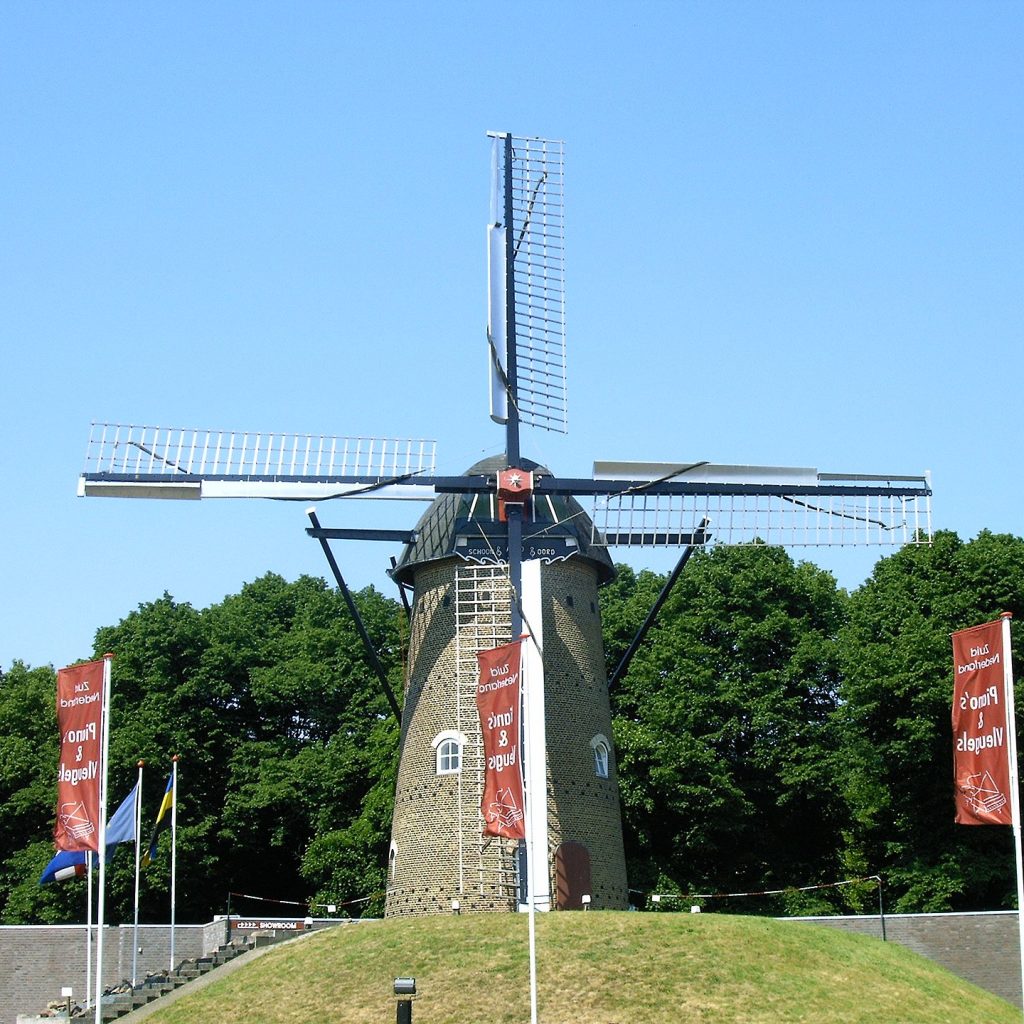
476, 640, 526, 840
54, 660, 106, 852
952, 620, 1012, 825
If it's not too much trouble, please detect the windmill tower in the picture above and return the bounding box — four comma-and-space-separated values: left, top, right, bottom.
383, 453, 627, 915
78, 130, 933, 917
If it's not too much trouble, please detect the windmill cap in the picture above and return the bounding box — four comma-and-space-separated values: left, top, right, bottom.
389, 455, 614, 587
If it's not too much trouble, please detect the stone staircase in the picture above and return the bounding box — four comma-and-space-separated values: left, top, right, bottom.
24, 933, 295, 1022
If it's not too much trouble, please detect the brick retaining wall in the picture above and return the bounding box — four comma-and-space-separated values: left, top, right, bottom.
3, 912, 1019, 1020
0, 923, 214, 1024
787, 911, 1021, 1008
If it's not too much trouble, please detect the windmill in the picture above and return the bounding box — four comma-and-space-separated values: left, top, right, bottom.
78, 131, 932, 918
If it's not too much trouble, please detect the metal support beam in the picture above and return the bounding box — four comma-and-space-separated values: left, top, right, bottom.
390, 556, 412, 618
306, 509, 403, 724
608, 520, 710, 690
306, 526, 417, 544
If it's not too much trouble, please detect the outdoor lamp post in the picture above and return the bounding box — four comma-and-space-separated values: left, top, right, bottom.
394, 977, 416, 1024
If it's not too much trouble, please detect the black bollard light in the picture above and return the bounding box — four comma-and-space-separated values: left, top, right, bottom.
394, 977, 416, 1024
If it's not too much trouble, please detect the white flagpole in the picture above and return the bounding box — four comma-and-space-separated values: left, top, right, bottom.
999, 612, 1024, 1016
520, 559, 547, 1024
86, 855, 93, 1010
521, 634, 539, 1024
131, 760, 144, 986
93, 653, 113, 1024
169, 755, 179, 973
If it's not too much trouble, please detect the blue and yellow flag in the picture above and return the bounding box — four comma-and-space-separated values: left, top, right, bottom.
142, 772, 174, 867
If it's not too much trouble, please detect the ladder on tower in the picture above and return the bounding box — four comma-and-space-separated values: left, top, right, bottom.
454, 565, 519, 903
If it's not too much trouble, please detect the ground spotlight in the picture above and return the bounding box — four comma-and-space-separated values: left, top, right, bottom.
394, 977, 416, 1024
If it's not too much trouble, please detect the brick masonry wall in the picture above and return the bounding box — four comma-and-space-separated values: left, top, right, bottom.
387, 563, 521, 915
787, 911, 1022, 1008
540, 561, 628, 909
386, 556, 629, 916
0, 923, 210, 1024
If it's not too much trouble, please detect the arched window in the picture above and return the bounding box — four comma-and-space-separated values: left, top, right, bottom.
388, 841, 398, 881
590, 734, 611, 779
432, 730, 467, 775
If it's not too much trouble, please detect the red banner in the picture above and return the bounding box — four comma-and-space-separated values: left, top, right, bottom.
952, 621, 1011, 825
476, 640, 526, 840
54, 660, 105, 852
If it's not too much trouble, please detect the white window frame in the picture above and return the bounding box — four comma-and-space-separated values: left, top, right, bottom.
432, 730, 467, 775
590, 734, 611, 779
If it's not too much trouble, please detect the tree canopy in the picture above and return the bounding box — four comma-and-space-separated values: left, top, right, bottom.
3, 530, 1024, 924
605, 547, 851, 913
838, 530, 1024, 911
0, 574, 403, 924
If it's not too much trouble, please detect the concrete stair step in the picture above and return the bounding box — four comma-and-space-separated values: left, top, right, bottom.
99, 999, 132, 1022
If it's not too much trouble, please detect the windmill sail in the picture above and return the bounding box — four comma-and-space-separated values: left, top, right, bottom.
78, 423, 437, 501
75, 129, 936, 928
487, 132, 567, 435
588, 461, 932, 548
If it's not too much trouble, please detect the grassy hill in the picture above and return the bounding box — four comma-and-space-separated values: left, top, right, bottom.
137, 912, 1017, 1024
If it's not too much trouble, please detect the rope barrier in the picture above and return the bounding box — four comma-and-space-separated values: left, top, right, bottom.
228, 890, 382, 912
639, 875, 882, 903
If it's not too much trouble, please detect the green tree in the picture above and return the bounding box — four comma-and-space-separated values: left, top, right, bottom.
299, 716, 399, 918
606, 545, 850, 910
0, 662, 87, 923
838, 530, 1024, 912
0, 574, 405, 925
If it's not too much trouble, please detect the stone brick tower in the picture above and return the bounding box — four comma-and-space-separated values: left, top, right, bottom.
384, 456, 629, 916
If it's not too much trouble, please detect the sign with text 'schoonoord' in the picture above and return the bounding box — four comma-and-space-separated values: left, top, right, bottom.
952, 620, 1012, 826
476, 640, 526, 840
54, 659, 105, 852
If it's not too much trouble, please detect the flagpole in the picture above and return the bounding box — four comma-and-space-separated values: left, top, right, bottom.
169, 755, 179, 973
521, 634, 539, 1024
86, 855, 93, 1010
93, 653, 113, 1024
999, 612, 1024, 1016
132, 760, 144, 986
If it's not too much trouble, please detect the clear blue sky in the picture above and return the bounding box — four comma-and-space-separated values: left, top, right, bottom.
3, 2, 1021, 671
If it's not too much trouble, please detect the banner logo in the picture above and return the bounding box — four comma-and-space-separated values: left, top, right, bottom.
952, 621, 1011, 826
54, 660, 105, 852
476, 641, 526, 840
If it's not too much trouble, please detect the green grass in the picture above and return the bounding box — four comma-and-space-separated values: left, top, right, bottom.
140, 912, 1018, 1024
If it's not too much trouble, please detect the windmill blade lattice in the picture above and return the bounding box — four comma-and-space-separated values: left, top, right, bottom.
79, 423, 437, 501
488, 133, 567, 435
589, 462, 932, 548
